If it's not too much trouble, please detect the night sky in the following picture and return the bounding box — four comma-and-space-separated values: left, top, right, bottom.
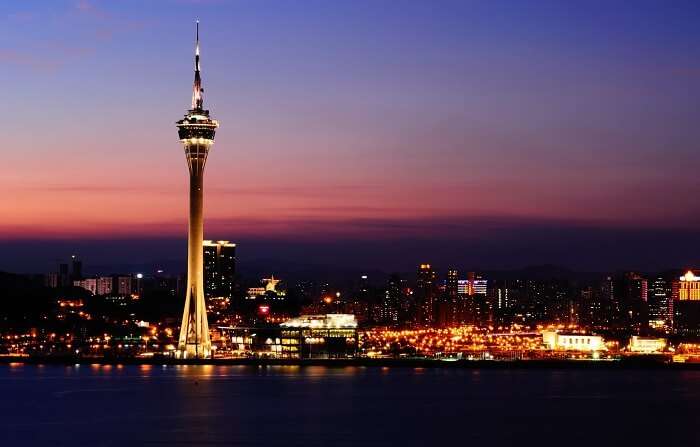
1, 1, 699, 273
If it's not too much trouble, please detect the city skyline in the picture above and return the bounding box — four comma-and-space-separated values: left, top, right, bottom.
2, 1, 700, 272
4, 3, 700, 445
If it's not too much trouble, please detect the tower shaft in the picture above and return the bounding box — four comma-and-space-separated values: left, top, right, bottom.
178, 145, 211, 358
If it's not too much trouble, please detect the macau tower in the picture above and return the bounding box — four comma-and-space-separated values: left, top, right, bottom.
176, 21, 219, 358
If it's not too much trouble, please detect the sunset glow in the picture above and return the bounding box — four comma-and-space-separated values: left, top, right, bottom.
1, 1, 699, 271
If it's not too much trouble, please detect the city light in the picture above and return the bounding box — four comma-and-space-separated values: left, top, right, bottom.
1, 4, 698, 445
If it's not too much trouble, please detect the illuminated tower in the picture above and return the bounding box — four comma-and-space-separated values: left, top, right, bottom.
176, 21, 219, 359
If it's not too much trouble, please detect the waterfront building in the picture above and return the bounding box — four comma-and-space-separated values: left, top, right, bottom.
218, 326, 283, 357
219, 314, 358, 359
628, 336, 667, 354
176, 22, 219, 359
280, 314, 358, 359
678, 271, 700, 300
673, 271, 700, 337
542, 331, 606, 351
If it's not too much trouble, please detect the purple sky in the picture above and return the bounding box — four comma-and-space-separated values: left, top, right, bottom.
1, 1, 699, 273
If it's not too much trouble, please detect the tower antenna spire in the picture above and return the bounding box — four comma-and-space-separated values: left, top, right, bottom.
192, 20, 203, 110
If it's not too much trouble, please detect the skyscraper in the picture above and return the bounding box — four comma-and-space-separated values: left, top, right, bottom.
381, 274, 403, 324
203, 240, 236, 299
176, 22, 219, 359
70, 255, 82, 282
416, 264, 437, 326
446, 269, 459, 300
648, 276, 673, 332
616, 272, 648, 332
439, 269, 459, 327
59, 263, 69, 287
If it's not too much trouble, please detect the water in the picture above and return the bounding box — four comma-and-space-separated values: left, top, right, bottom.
1, 364, 700, 446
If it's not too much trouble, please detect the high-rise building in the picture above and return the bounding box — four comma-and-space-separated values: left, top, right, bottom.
116, 276, 133, 296
381, 274, 403, 324
621, 272, 648, 332
176, 22, 219, 359
487, 279, 523, 326
45, 272, 60, 288
457, 279, 469, 295
416, 264, 437, 326
672, 279, 680, 302
472, 279, 488, 296
599, 276, 617, 329
59, 263, 69, 287
96, 277, 113, 296
70, 255, 83, 282
674, 271, 700, 336
203, 240, 236, 299
520, 280, 571, 324
678, 271, 700, 300
446, 269, 459, 300
576, 285, 609, 330
467, 272, 476, 296
605, 272, 648, 332
153, 271, 181, 298
74, 278, 97, 295
648, 276, 673, 332
437, 269, 459, 327
134, 273, 145, 298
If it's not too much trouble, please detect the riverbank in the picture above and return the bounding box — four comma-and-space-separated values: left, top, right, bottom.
2, 354, 697, 369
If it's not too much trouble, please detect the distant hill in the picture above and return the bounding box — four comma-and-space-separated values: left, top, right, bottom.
479, 265, 604, 282
0, 271, 44, 291
0, 271, 55, 324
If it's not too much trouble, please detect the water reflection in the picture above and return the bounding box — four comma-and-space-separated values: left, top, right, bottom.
2, 365, 700, 446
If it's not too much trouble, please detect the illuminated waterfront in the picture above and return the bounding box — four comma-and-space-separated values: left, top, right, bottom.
2, 365, 700, 446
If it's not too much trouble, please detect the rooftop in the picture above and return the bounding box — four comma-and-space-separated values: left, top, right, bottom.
281, 314, 358, 329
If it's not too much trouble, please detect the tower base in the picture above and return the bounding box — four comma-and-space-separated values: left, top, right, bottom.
176, 343, 212, 359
